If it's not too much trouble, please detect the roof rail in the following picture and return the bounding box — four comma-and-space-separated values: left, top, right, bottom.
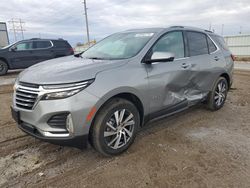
169, 26, 184, 28
30, 38, 40, 40
204, 29, 213, 33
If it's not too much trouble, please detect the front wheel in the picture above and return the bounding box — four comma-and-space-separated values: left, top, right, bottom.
90, 98, 140, 156
0, 60, 8, 76
207, 77, 228, 111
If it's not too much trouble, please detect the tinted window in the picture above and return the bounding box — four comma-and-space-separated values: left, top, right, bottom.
207, 37, 217, 53
187, 32, 208, 56
215, 36, 229, 51
151, 31, 184, 59
53, 41, 70, 48
33, 41, 52, 49
15, 42, 32, 51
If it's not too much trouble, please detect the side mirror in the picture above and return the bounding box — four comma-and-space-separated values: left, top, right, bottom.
144, 52, 175, 64
10, 46, 17, 52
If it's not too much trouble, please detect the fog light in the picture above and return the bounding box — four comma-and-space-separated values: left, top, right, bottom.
66, 114, 74, 134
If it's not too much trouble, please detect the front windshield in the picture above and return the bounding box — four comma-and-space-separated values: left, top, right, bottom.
82, 32, 154, 60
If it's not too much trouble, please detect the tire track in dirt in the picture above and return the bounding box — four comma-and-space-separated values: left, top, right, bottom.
0, 71, 250, 188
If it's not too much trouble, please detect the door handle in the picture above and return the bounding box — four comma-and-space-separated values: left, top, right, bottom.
181, 63, 191, 69
214, 56, 220, 61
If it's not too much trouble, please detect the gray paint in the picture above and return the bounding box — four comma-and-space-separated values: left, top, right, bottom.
13, 26, 234, 143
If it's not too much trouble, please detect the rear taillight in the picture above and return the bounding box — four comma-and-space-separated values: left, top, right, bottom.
69, 48, 74, 54
231, 54, 236, 61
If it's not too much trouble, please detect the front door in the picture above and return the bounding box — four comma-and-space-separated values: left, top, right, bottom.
8, 41, 35, 69
145, 31, 192, 115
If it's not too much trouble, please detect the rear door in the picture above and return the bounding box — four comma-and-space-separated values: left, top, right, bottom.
145, 31, 192, 115
32, 40, 54, 64
8, 41, 35, 69
183, 31, 217, 103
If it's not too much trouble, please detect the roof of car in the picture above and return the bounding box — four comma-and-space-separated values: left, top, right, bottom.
27, 38, 66, 41
125, 26, 217, 35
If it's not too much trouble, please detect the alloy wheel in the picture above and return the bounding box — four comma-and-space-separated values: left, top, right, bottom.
214, 80, 227, 106
104, 109, 135, 150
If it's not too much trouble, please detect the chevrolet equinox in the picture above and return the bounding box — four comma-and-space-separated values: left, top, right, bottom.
11, 26, 234, 156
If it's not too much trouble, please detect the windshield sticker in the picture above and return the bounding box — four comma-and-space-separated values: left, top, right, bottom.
135, 33, 154, 37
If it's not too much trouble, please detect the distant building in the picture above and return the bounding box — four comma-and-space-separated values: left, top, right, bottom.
224, 34, 250, 57
0, 22, 9, 48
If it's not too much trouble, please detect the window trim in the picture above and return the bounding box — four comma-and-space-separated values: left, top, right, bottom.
11, 41, 33, 52
142, 30, 187, 63
185, 30, 209, 57
207, 34, 220, 54
11, 40, 53, 52
32, 40, 53, 50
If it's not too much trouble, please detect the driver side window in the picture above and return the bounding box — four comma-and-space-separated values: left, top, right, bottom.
152, 31, 185, 59
15, 42, 33, 51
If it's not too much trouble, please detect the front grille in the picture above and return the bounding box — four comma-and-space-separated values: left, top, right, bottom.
15, 82, 40, 110
47, 113, 69, 128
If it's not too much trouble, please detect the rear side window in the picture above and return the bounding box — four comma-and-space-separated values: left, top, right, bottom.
187, 31, 208, 56
53, 41, 71, 48
207, 37, 217, 53
215, 36, 229, 51
33, 41, 52, 49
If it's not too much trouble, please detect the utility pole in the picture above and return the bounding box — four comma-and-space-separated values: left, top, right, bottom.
19, 19, 24, 39
8, 18, 25, 41
83, 0, 90, 44
221, 24, 224, 35
209, 22, 212, 31
10, 18, 17, 41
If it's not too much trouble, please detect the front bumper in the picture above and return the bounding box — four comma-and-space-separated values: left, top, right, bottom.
18, 121, 88, 149
12, 89, 100, 148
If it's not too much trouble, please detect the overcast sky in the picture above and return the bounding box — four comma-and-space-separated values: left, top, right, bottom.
1, 0, 250, 45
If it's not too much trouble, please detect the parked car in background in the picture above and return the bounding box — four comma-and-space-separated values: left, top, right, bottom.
0, 38, 74, 75
11, 26, 234, 156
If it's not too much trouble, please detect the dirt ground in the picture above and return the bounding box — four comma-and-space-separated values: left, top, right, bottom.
0, 70, 250, 188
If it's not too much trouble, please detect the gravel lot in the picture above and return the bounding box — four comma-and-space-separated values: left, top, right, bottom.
0, 70, 250, 188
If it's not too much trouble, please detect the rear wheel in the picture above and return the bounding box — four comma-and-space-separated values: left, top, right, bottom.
207, 77, 228, 111
90, 98, 140, 156
0, 60, 8, 76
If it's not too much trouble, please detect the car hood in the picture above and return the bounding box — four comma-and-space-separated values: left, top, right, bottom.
18, 55, 128, 85
0, 48, 7, 53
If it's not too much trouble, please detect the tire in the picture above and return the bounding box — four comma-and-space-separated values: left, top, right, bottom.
0, 60, 8, 76
207, 77, 228, 111
90, 98, 140, 156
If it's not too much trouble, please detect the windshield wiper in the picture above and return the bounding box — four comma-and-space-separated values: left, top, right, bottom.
74, 51, 84, 58
87, 57, 105, 60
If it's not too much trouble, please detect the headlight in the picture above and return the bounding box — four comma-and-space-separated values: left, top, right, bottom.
41, 79, 94, 100
13, 76, 20, 91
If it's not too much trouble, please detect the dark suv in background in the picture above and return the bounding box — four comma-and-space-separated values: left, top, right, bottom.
0, 38, 74, 75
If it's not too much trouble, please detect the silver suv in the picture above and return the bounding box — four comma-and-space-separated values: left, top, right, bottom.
11, 26, 234, 156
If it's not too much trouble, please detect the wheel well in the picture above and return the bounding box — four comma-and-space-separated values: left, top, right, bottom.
93, 93, 144, 128
0, 57, 9, 68
220, 73, 230, 89
112, 93, 144, 125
